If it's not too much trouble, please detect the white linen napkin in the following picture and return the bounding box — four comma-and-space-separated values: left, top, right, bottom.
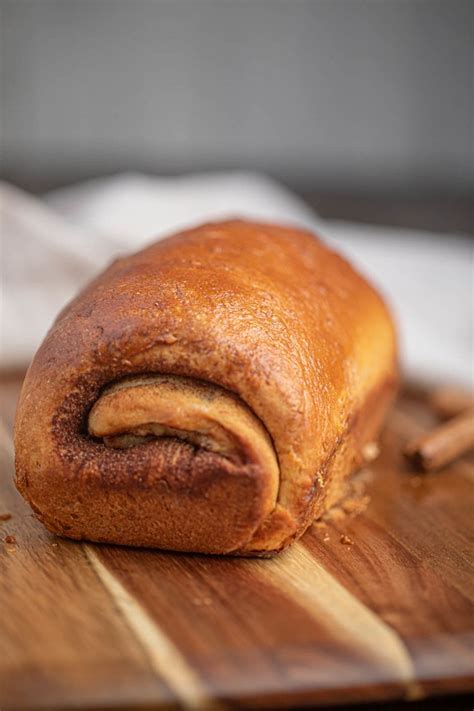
1, 172, 472, 387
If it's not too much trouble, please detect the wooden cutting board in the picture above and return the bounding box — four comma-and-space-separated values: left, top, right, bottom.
1, 374, 473, 710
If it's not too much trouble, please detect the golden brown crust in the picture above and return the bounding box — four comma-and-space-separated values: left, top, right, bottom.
14, 219, 398, 554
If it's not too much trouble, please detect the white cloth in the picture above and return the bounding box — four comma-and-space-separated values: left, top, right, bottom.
1, 172, 472, 387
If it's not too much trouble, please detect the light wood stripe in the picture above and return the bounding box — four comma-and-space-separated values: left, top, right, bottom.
256, 542, 423, 700
84, 544, 219, 710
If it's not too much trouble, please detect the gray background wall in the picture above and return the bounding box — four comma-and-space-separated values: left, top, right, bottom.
1, 0, 472, 194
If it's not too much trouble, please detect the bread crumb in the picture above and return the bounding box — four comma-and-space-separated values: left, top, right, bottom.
5, 535, 16, 544
0, 513, 12, 522
362, 442, 380, 462
316, 472, 326, 489
161, 333, 178, 345
340, 534, 354, 546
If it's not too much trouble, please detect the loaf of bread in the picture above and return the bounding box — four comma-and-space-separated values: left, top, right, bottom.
14, 220, 397, 555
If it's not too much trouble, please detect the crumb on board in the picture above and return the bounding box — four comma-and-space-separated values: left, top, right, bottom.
340, 534, 354, 546
5, 535, 16, 544
0, 513, 12, 522
362, 442, 380, 462
313, 520, 331, 542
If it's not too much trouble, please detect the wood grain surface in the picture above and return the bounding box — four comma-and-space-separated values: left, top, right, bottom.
1, 374, 473, 710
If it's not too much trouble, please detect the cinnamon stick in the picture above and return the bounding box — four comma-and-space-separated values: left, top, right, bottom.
404, 408, 474, 472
